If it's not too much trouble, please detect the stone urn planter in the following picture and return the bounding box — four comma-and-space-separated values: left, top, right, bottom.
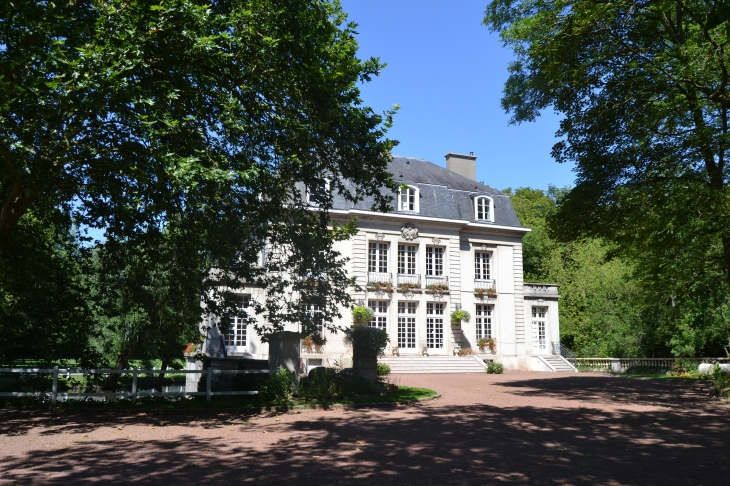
345, 324, 389, 381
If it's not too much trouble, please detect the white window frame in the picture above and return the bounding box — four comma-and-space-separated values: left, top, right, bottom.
224, 295, 251, 352
368, 300, 388, 331
368, 242, 389, 273
398, 244, 417, 275
398, 185, 419, 212
475, 196, 493, 222
475, 304, 493, 340
426, 302, 445, 349
532, 306, 547, 350
397, 301, 417, 349
475, 251, 491, 280
307, 178, 331, 206
307, 304, 325, 336
426, 246, 445, 276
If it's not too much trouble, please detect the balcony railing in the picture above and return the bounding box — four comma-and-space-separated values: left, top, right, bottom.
367, 271, 392, 285
397, 273, 421, 287
475, 279, 495, 289
425, 275, 448, 288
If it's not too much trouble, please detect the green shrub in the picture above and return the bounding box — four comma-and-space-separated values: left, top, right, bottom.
377, 363, 391, 379
300, 367, 385, 398
487, 362, 504, 374
258, 368, 294, 402
670, 359, 698, 377
344, 326, 389, 360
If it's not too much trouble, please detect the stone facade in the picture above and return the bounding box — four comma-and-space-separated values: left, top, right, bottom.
197, 153, 560, 371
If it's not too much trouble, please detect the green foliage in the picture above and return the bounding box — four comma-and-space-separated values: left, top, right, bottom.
486, 362, 504, 374
0, 208, 92, 365
508, 187, 644, 358
450, 310, 471, 324
486, 2, 730, 357
301, 367, 384, 398
258, 369, 294, 402
1, 0, 399, 343
352, 305, 375, 324
344, 326, 389, 360
376, 363, 391, 379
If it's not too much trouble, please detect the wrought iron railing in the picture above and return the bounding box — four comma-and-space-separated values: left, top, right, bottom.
425, 275, 448, 288
367, 271, 392, 284
397, 273, 421, 287
474, 279, 495, 289
551, 341, 577, 367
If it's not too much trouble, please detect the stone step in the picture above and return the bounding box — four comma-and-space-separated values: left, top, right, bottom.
541, 356, 577, 372
379, 356, 488, 374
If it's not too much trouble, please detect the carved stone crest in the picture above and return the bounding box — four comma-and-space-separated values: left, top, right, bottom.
401, 222, 419, 241
375, 232, 385, 240
479, 244, 488, 250
433, 293, 445, 301
404, 291, 414, 299
375, 290, 387, 298
431, 237, 441, 245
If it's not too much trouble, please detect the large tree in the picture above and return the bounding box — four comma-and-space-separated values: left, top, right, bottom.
485, 1, 730, 348
1, 0, 397, 342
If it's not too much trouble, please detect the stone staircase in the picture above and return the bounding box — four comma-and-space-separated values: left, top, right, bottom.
379, 355, 488, 374
540, 355, 577, 372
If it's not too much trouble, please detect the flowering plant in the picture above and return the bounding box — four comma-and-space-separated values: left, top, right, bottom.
457, 348, 474, 356
426, 283, 449, 292
477, 337, 497, 352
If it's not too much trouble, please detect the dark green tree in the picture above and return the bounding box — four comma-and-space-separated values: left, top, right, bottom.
0, 207, 90, 364
486, 0, 730, 355
1, 0, 398, 343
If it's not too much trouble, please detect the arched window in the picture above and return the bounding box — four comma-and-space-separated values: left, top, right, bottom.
399, 185, 418, 212
475, 196, 493, 222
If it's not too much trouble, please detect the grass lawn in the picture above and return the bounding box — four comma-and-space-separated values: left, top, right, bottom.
1, 386, 438, 411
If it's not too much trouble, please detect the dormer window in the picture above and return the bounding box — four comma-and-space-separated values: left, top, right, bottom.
475, 196, 493, 222
399, 185, 419, 212
307, 178, 331, 206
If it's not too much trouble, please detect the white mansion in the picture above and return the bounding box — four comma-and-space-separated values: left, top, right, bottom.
201, 153, 565, 372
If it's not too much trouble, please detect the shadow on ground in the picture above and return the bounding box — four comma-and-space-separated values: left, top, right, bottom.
0, 375, 727, 485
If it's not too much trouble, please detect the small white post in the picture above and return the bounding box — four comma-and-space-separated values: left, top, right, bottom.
206, 369, 212, 402
51, 366, 58, 406
131, 368, 138, 405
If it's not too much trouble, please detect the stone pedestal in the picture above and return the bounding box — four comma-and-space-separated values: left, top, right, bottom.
268, 331, 301, 386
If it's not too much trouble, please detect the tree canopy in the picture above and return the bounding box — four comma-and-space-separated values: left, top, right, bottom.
1, 0, 398, 358
485, 1, 730, 350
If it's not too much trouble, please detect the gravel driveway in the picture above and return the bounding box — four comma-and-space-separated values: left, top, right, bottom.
1, 371, 728, 485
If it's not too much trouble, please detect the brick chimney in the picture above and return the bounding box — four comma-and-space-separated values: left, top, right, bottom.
444, 152, 477, 181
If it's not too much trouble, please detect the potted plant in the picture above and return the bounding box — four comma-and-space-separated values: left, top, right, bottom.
398, 282, 420, 292
392, 344, 400, 356
370, 281, 393, 292
457, 347, 474, 356
426, 282, 449, 293
477, 337, 497, 353
352, 305, 375, 326
486, 287, 497, 297
344, 326, 390, 380
301, 335, 315, 352
475, 288, 487, 297
450, 309, 471, 325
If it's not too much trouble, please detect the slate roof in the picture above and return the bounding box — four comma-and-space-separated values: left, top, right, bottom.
332, 155, 524, 229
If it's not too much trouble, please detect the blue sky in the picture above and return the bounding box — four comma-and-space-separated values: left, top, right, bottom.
340, 0, 576, 192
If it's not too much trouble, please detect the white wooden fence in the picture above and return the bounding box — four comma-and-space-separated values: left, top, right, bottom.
0, 367, 271, 405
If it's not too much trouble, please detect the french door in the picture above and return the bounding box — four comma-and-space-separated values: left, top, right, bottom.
426, 302, 445, 352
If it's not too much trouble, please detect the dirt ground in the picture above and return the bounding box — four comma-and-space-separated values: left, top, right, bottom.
0, 371, 728, 486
